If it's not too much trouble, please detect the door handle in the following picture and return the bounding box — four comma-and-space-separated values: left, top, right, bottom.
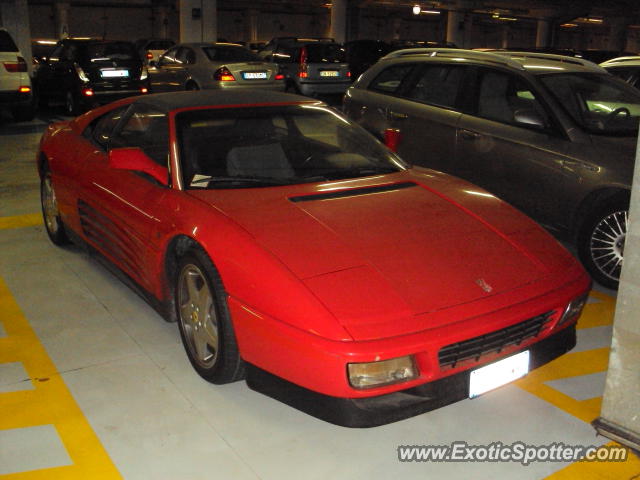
459, 129, 481, 140
387, 110, 408, 120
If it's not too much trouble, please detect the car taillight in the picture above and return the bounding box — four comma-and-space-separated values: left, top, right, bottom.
82, 88, 94, 97
384, 128, 402, 152
275, 73, 285, 80
18, 86, 31, 93
3, 56, 27, 72
146, 52, 153, 59
347, 71, 351, 78
298, 46, 308, 78
140, 87, 148, 94
214, 67, 236, 81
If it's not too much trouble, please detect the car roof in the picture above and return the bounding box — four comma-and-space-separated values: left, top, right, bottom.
380, 48, 607, 74
600, 56, 640, 68
132, 90, 321, 112
176, 42, 246, 49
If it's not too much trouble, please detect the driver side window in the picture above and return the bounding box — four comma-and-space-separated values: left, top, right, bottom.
110, 106, 169, 167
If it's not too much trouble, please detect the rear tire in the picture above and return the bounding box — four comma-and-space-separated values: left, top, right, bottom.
186, 81, 200, 91
577, 200, 628, 290
65, 90, 81, 116
175, 247, 244, 384
40, 165, 69, 246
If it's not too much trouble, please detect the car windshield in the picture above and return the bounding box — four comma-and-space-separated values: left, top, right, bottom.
305, 43, 346, 63
202, 46, 260, 62
538, 72, 640, 136
176, 105, 406, 189
81, 42, 138, 62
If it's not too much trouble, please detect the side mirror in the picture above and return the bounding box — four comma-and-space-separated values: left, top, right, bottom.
108, 147, 168, 186
514, 109, 546, 129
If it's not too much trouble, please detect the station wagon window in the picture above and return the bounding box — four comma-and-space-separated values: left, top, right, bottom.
159, 47, 179, 66
110, 107, 168, 166
368, 64, 414, 94
475, 69, 549, 128
176, 47, 196, 64
405, 64, 464, 109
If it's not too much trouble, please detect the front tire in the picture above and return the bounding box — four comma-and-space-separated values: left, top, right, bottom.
40, 166, 69, 245
175, 248, 244, 384
578, 200, 628, 290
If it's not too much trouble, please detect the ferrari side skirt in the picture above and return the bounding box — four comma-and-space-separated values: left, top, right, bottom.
65, 226, 174, 322
245, 324, 576, 428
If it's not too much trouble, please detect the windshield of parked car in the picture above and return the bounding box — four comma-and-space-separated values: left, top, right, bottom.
202, 46, 260, 62
176, 105, 406, 189
538, 72, 640, 136
81, 42, 139, 63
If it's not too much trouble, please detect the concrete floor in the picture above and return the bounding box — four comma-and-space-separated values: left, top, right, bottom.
0, 109, 638, 479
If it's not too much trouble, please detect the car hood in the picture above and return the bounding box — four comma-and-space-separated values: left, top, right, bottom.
188, 169, 580, 339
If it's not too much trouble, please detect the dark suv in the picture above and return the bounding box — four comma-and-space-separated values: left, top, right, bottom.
344, 48, 640, 289
259, 37, 350, 96
34, 38, 149, 115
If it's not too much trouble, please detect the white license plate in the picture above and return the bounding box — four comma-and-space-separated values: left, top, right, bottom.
101, 69, 129, 78
469, 350, 529, 398
320, 70, 339, 77
243, 72, 267, 79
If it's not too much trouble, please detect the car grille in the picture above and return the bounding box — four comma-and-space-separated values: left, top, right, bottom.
438, 311, 554, 369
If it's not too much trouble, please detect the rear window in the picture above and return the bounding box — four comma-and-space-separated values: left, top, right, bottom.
146, 40, 174, 50
81, 42, 138, 62
305, 44, 346, 63
203, 46, 260, 62
0, 30, 18, 52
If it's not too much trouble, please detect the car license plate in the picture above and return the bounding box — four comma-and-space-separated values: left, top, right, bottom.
320, 70, 339, 77
468, 350, 529, 398
242, 71, 267, 80
101, 69, 129, 78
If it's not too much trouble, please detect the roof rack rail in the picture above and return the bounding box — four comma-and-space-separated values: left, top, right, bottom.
493, 51, 607, 72
380, 48, 526, 70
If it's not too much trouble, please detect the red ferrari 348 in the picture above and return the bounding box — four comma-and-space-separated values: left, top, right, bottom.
37, 90, 591, 427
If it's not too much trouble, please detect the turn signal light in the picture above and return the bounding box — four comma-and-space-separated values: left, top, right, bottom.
348, 355, 418, 389
214, 67, 235, 81
558, 293, 588, 327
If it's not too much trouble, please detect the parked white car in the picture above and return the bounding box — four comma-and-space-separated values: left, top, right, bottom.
0, 28, 35, 121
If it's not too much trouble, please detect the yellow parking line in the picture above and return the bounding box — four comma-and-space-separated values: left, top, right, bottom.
0, 213, 42, 231
0, 277, 121, 479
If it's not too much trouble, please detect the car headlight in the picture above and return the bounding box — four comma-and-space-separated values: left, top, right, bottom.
558, 293, 588, 327
140, 68, 148, 80
348, 355, 418, 389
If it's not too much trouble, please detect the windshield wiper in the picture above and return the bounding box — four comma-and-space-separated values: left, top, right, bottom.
190, 176, 292, 187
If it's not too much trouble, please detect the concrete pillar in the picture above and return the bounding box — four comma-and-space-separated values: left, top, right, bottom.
0, 0, 33, 73
54, 0, 70, 39
446, 10, 465, 48
536, 19, 551, 48
330, 0, 347, 43
592, 128, 640, 452
246, 8, 258, 44
607, 17, 628, 52
152, 5, 170, 39
179, 0, 216, 43
392, 17, 402, 41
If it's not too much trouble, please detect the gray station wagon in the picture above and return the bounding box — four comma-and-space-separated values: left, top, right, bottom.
343, 48, 639, 289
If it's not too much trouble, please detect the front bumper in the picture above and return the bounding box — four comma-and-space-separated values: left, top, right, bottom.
246, 323, 577, 427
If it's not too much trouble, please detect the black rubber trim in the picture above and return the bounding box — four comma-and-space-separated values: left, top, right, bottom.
246, 324, 577, 428
289, 182, 417, 203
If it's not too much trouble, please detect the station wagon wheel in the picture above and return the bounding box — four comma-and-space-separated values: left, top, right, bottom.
40, 166, 69, 245
578, 201, 628, 290
186, 81, 200, 91
175, 248, 244, 383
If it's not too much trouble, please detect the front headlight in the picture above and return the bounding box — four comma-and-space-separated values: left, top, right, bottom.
558, 293, 588, 327
140, 68, 148, 80
348, 355, 418, 389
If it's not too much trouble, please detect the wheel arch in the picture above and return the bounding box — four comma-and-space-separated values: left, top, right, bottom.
572, 187, 631, 241
161, 234, 201, 322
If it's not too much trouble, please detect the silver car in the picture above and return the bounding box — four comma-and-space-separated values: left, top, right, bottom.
149, 42, 284, 92
344, 48, 640, 289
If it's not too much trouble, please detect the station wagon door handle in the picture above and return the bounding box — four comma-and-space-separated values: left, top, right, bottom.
459, 129, 481, 140
387, 110, 408, 120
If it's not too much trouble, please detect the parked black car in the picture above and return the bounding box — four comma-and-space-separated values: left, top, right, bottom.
34, 38, 149, 115
344, 40, 393, 81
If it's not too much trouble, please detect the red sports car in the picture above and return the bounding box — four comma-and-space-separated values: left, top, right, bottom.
37, 90, 591, 427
